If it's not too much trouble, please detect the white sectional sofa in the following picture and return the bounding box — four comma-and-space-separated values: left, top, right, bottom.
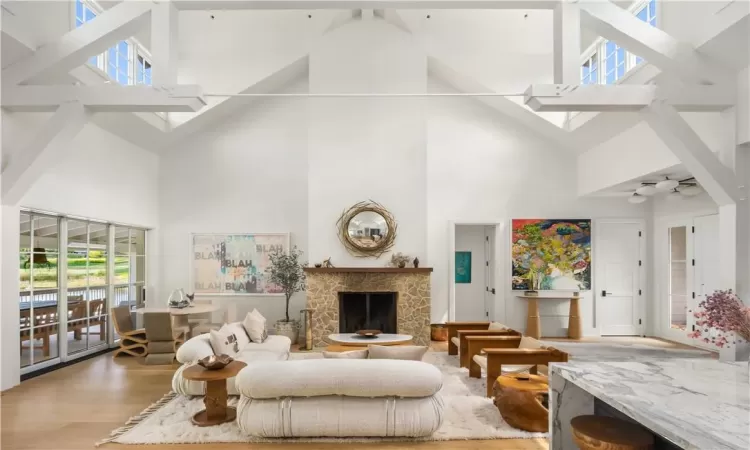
171, 332, 291, 396
235, 359, 445, 438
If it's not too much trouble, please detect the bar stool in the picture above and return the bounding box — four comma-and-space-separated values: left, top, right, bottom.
571, 415, 654, 450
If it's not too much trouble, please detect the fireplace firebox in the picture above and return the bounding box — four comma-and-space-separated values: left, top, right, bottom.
339, 292, 397, 333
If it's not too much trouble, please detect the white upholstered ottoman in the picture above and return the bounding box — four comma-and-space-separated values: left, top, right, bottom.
235, 359, 445, 438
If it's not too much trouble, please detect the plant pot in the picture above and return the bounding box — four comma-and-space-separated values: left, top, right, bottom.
430, 323, 448, 342
274, 319, 300, 345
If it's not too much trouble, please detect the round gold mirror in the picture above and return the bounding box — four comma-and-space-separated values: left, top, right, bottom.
337, 201, 397, 257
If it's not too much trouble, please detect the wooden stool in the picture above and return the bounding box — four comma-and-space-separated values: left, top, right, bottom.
492, 374, 549, 432
571, 415, 654, 450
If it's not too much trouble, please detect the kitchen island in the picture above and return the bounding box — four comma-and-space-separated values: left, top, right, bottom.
549, 359, 749, 450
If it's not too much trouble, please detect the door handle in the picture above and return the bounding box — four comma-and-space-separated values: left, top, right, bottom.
601, 290, 613, 297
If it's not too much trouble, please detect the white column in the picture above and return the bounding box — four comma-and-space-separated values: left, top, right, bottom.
150, 1, 180, 87
553, 0, 581, 85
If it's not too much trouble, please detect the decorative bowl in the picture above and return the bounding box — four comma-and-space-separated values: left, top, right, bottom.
356, 329, 381, 338
198, 354, 234, 370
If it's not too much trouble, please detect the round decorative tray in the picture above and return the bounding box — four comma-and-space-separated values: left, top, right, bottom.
198, 354, 234, 370
355, 329, 381, 338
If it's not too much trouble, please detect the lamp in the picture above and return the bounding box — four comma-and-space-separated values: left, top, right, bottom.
656, 177, 679, 190
635, 184, 658, 196
628, 193, 648, 204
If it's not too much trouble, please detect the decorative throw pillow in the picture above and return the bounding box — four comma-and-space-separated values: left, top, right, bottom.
323, 349, 369, 359
488, 322, 510, 331
209, 323, 248, 356
242, 309, 267, 343
367, 345, 428, 361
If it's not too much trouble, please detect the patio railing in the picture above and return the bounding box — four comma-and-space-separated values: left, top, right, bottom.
19, 285, 133, 308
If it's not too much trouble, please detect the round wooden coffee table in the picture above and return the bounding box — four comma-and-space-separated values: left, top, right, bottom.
492, 373, 549, 432
182, 360, 247, 427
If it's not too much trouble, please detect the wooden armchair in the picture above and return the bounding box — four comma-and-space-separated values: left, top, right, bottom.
465, 335, 569, 397
445, 321, 520, 365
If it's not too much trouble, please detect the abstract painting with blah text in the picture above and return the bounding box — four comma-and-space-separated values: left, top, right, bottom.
511, 219, 591, 291
192, 233, 289, 295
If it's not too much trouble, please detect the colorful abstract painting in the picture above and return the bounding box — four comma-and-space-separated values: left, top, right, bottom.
511, 219, 591, 291
455, 251, 472, 284
192, 233, 289, 295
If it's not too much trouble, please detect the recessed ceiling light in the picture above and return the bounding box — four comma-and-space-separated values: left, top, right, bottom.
635, 185, 658, 196
656, 177, 679, 190
680, 185, 703, 196
628, 193, 648, 204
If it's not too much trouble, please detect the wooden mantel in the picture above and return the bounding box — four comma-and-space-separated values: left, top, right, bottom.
304, 267, 433, 274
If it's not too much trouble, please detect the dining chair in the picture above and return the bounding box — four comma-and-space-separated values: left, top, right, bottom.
112, 305, 148, 357
143, 312, 186, 365
191, 303, 237, 335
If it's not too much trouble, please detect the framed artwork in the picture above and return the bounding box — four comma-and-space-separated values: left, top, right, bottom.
455, 251, 472, 283
511, 219, 591, 291
191, 233, 289, 295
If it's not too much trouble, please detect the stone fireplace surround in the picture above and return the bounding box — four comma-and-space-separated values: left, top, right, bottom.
304, 267, 432, 348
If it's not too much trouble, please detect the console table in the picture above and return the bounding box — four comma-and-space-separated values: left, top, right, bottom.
516, 295, 581, 340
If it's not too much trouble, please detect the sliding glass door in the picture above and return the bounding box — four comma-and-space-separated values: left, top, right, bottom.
19, 213, 62, 371
67, 220, 110, 355
19, 209, 148, 374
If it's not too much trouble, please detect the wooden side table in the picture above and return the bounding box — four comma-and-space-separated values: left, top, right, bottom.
516, 295, 582, 339
492, 374, 549, 432
182, 360, 247, 427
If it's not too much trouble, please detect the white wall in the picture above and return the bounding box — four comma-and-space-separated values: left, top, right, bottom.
426, 79, 649, 336
454, 225, 487, 322
156, 79, 309, 325
1, 112, 159, 391
307, 19, 427, 266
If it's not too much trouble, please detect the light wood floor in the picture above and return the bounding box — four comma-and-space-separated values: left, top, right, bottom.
0, 337, 694, 450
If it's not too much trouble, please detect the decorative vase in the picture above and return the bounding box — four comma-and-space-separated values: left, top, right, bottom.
398, 261, 406, 268
274, 319, 300, 345
413, 257, 420, 268
430, 323, 448, 341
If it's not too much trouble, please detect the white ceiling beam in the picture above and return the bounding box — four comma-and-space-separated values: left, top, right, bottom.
525, 84, 736, 113
640, 101, 742, 206
163, 56, 309, 146
151, 1, 180, 87
429, 56, 578, 151
2, 1, 153, 86
579, 0, 731, 86
553, 0, 580, 85
2, 85, 206, 113
173, 0, 559, 9
2, 102, 89, 206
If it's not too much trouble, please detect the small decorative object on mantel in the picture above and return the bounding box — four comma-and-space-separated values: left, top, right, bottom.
266, 246, 307, 344
413, 257, 420, 268
314, 263, 322, 268
688, 289, 750, 363
198, 354, 234, 370
389, 252, 411, 268
323, 257, 334, 268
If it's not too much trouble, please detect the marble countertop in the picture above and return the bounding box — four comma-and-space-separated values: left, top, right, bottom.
551, 359, 750, 450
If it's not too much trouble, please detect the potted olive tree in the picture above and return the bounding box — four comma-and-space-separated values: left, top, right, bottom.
266, 246, 306, 344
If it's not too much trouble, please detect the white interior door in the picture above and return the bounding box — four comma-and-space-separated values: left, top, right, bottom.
693, 215, 720, 349
662, 219, 694, 345
597, 221, 642, 336
484, 226, 496, 321
455, 225, 488, 321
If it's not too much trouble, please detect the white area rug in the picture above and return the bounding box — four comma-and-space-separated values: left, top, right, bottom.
98, 351, 545, 445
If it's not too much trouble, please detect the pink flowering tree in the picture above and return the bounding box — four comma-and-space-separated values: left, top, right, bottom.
688, 289, 750, 348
